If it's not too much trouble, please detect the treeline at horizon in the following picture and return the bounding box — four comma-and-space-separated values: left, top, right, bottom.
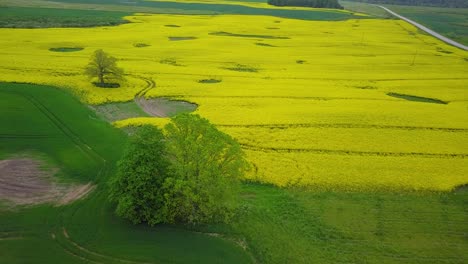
268, 0, 343, 9
344, 0, 468, 8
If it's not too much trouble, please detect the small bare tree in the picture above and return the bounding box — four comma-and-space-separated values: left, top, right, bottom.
85, 49, 124, 87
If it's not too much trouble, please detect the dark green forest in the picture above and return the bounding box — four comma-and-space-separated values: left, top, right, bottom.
345, 0, 468, 8
268, 0, 343, 9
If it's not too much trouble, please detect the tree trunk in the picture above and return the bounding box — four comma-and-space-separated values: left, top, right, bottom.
98, 73, 104, 84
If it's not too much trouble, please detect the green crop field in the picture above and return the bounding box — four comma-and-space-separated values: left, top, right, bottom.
233, 183, 468, 263
0, 7, 131, 28
0, 83, 252, 263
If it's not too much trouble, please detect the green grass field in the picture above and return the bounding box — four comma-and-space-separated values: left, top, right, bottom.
0, 7, 130, 28
0, 83, 253, 264
1, 82, 467, 263
233, 184, 468, 263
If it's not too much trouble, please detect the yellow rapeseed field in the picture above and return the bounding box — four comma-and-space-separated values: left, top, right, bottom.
0, 14, 466, 190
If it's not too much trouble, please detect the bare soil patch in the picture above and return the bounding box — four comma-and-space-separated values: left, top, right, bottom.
135, 97, 197, 117
90, 101, 149, 122
0, 158, 94, 206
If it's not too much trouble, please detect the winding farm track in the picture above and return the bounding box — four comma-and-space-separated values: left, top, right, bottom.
133, 75, 164, 116
134, 76, 156, 98
53, 228, 154, 264
378, 5, 468, 51
22, 93, 106, 164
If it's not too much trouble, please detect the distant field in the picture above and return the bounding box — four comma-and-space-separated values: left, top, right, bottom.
384, 4, 468, 46
0, 0, 366, 21
0, 7, 130, 28
340, 0, 391, 17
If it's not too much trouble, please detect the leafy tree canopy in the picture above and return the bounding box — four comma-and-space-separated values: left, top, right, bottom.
162, 114, 248, 224
85, 49, 124, 87
109, 114, 248, 225
109, 125, 169, 226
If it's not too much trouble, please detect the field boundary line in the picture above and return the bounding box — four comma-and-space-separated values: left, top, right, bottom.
169, 95, 401, 102
218, 123, 468, 132
241, 144, 468, 158
0, 134, 57, 139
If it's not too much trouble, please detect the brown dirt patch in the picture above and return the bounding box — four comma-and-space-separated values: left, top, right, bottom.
0, 158, 94, 207
135, 97, 197, 117
89, 101, 149, 122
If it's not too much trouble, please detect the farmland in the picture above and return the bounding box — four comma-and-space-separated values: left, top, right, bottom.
1, 85, 467, 263
0, 14, 466, 190
0, 1, 467, 263
0, 7, 130, 28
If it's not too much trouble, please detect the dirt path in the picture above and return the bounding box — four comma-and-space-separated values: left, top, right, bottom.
133, 76, 164, 116
135, 97, 167, 117
133, 76, 197, 118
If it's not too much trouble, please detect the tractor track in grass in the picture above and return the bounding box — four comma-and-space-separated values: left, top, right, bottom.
241, 144, 468, 159
218, 123, 468, 133
0, 92, 103, 206
52, 228, 154, 264
1, 90, 117, 261
13, 90, 152, 263
0, 134, 58, 139
20, 93, 105, 164
0, 231, 24, 241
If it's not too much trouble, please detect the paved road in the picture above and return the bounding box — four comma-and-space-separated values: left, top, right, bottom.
378, 5, 468, 51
